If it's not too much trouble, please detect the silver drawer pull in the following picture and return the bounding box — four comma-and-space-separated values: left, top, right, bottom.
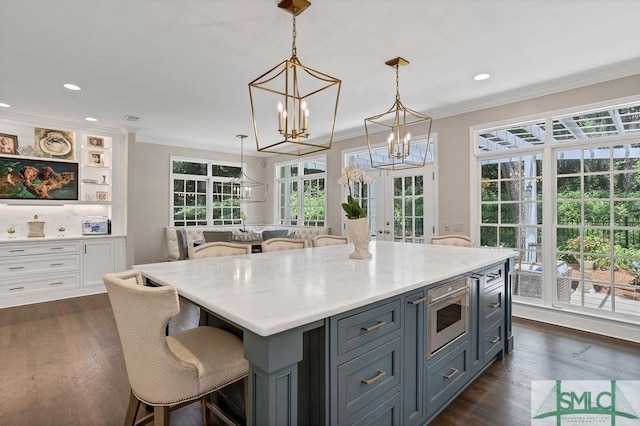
49, 282, 64, 286
470, 274, 483, 280
361, 320, 387, 332
361, 370, 386, 385
9, 249, 25, 253
50, 263, 64, 266
9, 286, 24, 291
9, 266, 25, 270
488, 302, 501, 308
487, 272, 501, 279
408, 296, 427, 305
489, 336, 501, 344
443, 368, 459, 380
50, 247, 64, 250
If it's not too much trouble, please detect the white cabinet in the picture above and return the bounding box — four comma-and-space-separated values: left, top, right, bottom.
0, 236, 126, 308
83, 239, 116, 287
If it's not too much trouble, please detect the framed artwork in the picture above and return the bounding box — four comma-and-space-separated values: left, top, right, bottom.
87, 136, 104, 148
88, 150, 105, 166
34, 127, 76, 160
0, 157, 78, 200
96, 191, 109, 201
0, 133, 18, 154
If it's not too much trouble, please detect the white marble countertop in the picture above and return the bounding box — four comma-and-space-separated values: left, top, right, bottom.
134, 241, 516, 337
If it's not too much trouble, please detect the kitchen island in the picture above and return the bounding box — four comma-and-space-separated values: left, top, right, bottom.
135, 241, 515, 425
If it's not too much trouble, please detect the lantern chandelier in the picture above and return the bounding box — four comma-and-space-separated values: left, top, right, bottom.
365, 57, 433, 170
231, 134, 268, 203
248, 0, 341, 156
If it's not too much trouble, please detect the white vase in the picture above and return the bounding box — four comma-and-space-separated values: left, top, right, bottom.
346, 217, 372, 259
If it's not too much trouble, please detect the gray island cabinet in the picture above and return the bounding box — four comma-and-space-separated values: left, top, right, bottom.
135, 241, 515, 425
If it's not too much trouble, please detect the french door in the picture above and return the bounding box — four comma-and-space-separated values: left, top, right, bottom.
371, 165, 435, 243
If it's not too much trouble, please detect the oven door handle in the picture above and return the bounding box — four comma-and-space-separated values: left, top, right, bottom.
429, 287, 468, 304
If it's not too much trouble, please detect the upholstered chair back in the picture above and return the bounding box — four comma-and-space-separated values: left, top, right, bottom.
104, 270, 202, 404
261, 238, 307, 252
430, 234, 474, 247
191, 241, 251, 259
202, 230, 233, 243
311, 235, 349, 247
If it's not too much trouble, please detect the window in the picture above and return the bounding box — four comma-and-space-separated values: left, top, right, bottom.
475, 101, 640, 322
170, 158, 243, 226
276, 156, 326, 226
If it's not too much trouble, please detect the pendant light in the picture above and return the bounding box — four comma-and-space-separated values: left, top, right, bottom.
248, 0, 341, 156
231, 134, 267, 202
365, 57, 433, 170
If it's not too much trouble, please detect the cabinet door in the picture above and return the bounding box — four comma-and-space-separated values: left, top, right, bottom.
403, 290, 425, 424
83, 240, 115, 287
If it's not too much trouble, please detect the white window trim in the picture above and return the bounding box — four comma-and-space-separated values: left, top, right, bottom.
274, 154, 327, 226
169, 155, 242, 227
470, 95, 640, 343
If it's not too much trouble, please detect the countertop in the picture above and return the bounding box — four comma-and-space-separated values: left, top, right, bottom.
134, 241, 516, 337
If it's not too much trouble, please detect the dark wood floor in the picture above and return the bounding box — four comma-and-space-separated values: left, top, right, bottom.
1, 294, 638, 426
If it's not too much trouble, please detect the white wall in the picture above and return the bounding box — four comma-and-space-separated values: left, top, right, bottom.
129, 141, 267, 265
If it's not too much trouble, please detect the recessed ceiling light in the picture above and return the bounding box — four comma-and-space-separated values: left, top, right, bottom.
0, 102, 9, 108
474, 73, 491, 81
63, 83, 81, 91
85, 117, 98, 122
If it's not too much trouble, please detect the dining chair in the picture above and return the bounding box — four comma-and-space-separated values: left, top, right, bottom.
103, 269, 249, 426
191, 241, 252, 259
261, 237, 307, 252
202, 231, 234, 243
311, 235, 349, 247
261, 229, 291, 240
430, 234, 474, 247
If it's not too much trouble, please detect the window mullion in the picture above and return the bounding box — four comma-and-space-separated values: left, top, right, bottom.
543, 117, 556, 306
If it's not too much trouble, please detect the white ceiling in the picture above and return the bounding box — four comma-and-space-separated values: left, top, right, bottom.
2, 0, 640, 155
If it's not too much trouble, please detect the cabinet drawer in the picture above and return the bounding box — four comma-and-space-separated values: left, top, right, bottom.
482, 285, 504, 327
337, 337, 401, 422
483, 264, 504, 290
482, 322, 504, 362
336, 299, 401, 355
0, 254, 80, 277
0, 273, 80, 296
426, 340, 469, 413
349, 391, 401, 426
0, 241, 80, 258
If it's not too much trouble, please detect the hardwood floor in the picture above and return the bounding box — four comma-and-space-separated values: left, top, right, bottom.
1, 294, 638, 425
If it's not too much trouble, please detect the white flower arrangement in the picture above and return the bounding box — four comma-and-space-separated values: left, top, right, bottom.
338, 165, 372, 219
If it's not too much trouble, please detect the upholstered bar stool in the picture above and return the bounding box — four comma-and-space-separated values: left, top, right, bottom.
311, 235, 348, 247
261, 237, 306, 252
430, 234, 474, 247
103, 270, 248, 426
191, 241, 251, 259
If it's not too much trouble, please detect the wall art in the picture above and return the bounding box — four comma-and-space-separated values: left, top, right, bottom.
0, 156, 78, 200
34, 127, 76, 160
0, 133, 18, 154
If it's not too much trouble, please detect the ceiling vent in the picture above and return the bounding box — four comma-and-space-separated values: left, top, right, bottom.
123, 115, 140, 122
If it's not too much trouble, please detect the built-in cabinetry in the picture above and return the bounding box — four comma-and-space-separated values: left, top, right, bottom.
80, 134, 112, 203
329, 259, 510, 425
0, 236, 126, 309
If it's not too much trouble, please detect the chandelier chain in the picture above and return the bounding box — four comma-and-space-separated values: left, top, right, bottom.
395, 64, 400, 101
291, 15, 297, 57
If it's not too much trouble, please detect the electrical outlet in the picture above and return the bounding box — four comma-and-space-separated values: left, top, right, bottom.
454, 222, 463, 232
444, 222, 450, 231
